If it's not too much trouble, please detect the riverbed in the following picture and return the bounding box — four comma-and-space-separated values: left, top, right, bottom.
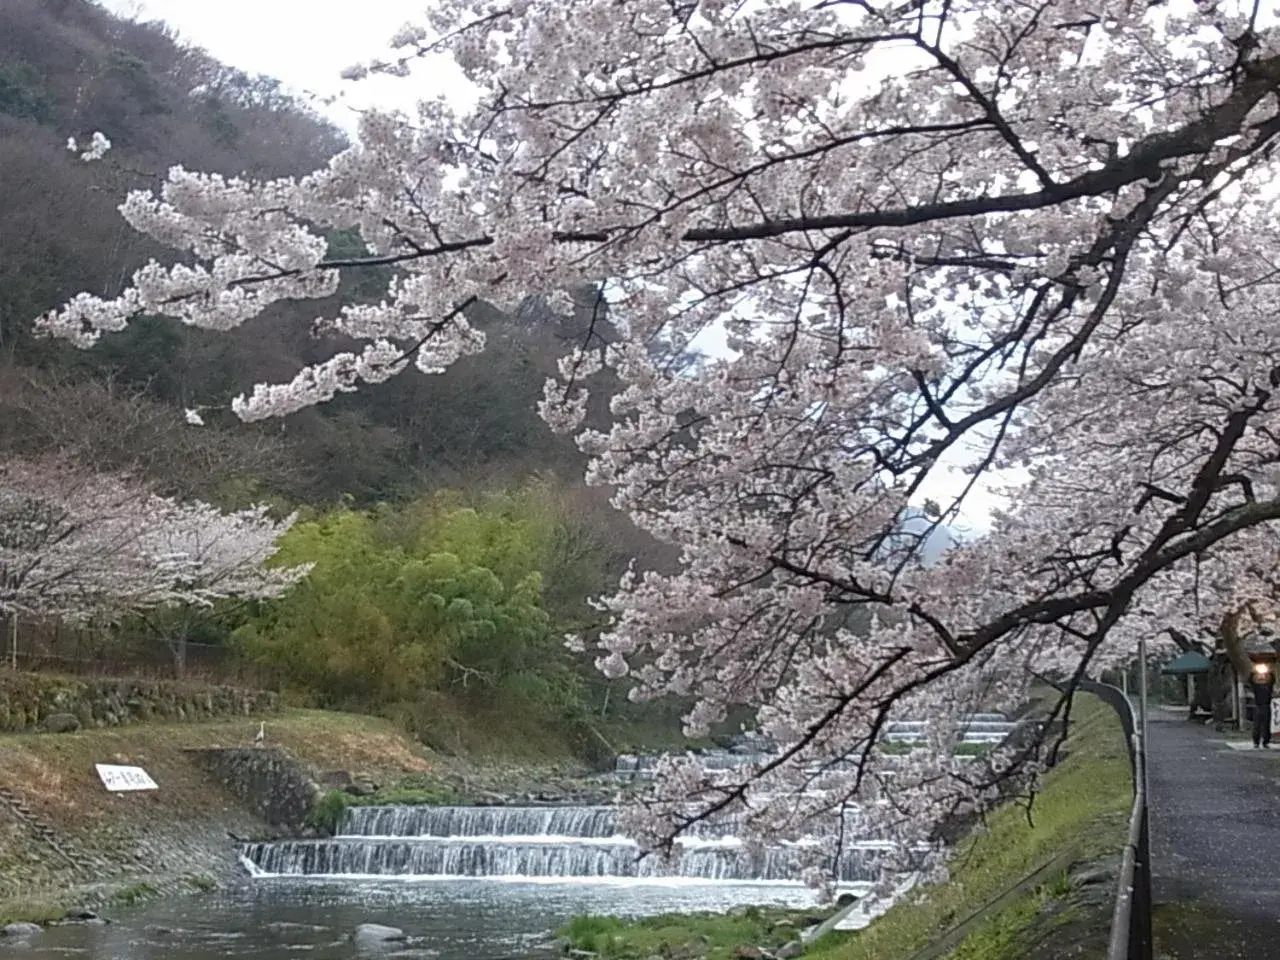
10, 878, 837, 959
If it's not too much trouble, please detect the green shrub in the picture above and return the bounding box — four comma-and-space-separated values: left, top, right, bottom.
0, 902, 63, 926
349, 785, 457, 807
559, 909, 813, 960
305, 789, 351, 835
877, 740, 913, 755
236, 486, 596, 732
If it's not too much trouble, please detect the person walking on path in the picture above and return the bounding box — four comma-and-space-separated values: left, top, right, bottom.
1250, 662, 1275, 748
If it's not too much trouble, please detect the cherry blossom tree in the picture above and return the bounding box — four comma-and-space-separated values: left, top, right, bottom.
34, 0, 1280, 886
0, 457, 157, 666
0, 458, 153, 616
0, 457, 306, 674
133, 502, 310, 676
1115, 521, 1280, 718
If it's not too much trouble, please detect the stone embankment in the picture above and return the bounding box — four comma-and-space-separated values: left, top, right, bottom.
0, 673, 279, 734
0, 690, 578, 922
0, 675, 307, 920
186, 747, 320, 830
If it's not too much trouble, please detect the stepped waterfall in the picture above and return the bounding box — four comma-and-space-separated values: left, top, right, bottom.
613, 716, 1018, 781
243, 717, 1008, 886
241, 804, 891, 884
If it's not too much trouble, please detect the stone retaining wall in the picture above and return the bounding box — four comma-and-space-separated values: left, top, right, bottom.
185, 747, 320, 829
0, 673, 279, 733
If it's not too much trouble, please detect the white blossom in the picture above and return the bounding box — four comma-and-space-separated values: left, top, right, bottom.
596, 651, 630, 679
0, 458, 156, 620
36, 0, 1280, 888
78, 131, 111, 162
136, 502, 310, 609
0, 458, 306, 625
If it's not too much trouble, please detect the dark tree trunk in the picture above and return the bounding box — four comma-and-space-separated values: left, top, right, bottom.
171, 618, 191, 680
1209, 657, 1236, 727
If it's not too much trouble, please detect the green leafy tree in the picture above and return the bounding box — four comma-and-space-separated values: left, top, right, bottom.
236, 492, 583, 718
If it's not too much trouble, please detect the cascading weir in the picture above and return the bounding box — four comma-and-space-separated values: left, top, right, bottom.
240, 805, 892, 883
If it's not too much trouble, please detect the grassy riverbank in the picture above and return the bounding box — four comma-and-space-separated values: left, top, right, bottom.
562, 693, 1133, 960
0, 661, 705, 921
0, 703, 607, 919
0, 709, 407, 911
562, 907, 830, 960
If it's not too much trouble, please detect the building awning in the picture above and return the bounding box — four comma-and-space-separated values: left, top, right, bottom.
1162, 651, 1211, 675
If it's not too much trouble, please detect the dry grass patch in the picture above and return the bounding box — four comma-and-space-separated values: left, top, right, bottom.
0, 707, 440, 835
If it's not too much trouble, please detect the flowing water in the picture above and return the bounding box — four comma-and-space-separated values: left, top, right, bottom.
614, 717, 1018, 780
13, 878, 841, 959
8, 724, 1012, 959
241, 805, 894, 884
10, 803, 877, 959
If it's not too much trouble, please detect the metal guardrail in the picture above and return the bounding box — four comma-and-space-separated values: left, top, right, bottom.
1055, 677, 1153, 960
1108, 766, 1151, 960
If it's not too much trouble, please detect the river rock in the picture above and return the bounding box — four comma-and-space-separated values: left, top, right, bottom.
63, 907, 102, 922
344, 780, 378, 797
2, 922, 42, 938
834, 893, 858, 907
353, 923, 407, 943
44, 712, 81, 733
776, 941, 804, 959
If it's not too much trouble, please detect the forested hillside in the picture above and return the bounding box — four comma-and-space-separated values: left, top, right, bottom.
0, 0, 625, 504
0, 0, 679, 756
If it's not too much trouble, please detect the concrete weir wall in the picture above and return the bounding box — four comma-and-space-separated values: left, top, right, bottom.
186, 747, 321, 830
0, 673, 279, 733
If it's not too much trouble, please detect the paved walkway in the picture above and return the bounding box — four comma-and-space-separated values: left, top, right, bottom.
1148, 708, 1280, 956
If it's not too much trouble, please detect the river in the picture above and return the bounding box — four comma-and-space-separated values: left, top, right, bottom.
10, 736, 974, 959
14, 878, 835, 959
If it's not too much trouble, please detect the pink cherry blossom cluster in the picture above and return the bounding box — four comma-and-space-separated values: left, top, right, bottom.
35, 0, 1280, 890
0, 457, 307, 622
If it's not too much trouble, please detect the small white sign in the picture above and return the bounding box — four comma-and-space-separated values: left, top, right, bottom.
95, 764, 158, 792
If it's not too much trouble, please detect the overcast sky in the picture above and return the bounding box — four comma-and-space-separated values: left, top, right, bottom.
96, 0, 1014, 532
99, 0, 459, 129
